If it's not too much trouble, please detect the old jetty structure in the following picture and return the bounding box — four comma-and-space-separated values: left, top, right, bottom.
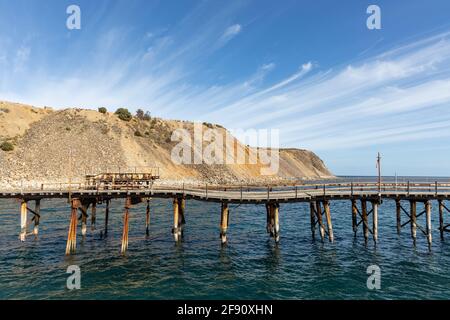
2, 165, 450, 254
1, 103, 448, 254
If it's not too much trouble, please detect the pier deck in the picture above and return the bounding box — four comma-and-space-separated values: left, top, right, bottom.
2, 181, 449, 202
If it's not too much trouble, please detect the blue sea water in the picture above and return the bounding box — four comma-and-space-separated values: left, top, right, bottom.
0, 177, 450, 300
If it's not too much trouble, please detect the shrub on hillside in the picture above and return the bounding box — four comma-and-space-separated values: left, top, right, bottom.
98, 107, 107, 114
115, 108, 132, 121
203, 122, 214, 129
136, 109, 144, 119
134, 130, 143, 137
0, 141, 14, 152
136, 109, 151, 121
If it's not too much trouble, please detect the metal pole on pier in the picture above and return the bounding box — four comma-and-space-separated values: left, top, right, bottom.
376, 152, 381, 197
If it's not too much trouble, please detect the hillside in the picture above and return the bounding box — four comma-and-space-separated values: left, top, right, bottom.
0, 101, 333, 189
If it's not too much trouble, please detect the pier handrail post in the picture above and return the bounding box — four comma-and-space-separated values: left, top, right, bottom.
240, 184, 243, 201
295, 185, 297, 198
407, 181, 410, 195
267, 185, 270, 200
351, 182, 353, 196
323, 184, 326, 196
435, 181, 438, 196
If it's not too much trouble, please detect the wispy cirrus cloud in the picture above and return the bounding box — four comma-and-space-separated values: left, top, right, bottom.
201, 32, 450, 151
219, 24, 241, 43
2, 4, 450, 156
210, 23, 242, 50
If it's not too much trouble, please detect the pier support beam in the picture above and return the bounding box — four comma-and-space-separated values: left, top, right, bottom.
410, 200, 417, 245
273, 202, 280, 243
351, 199, 357, 237
396, 199, 401, 234
145, 198, 150, 236
267, 203, 275, 237
32, 199, 41, 236
178, 197, 186, 233
323, 200, 334, 243
66, 199, 80, 255
220, 202, 229, 244
172, 197, 181, 242
351, 198, 378, 245
371, 200, 378, 244
121, 197, 131, 254
425, 200, 432, 250
91, 200, 97, 231
265, 202, 280, 242
315, 201, 325, 242
20, 200, 27, 242
309, 202, 316, 239
104, 199, 110, 237
266, 203, 272, 234
361, 199, 369, 244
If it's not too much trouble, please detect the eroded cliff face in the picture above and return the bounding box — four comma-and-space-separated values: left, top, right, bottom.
0, 101, 333, 189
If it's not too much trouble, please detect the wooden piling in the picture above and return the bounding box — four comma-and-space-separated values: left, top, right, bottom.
121, 197, 131, 254
220, 202, 229, 244
104, 199, 110, 236
20, 200, 27, 242
372, 200, 378, 244
267, 203, 276, 237
178, 197, 186, 235
425, 200, 432, 250
265, 203, 271, 234
145, 198, 150, 236
273, 202, 280, 243
33, 199, 41, 236
309, 202, 316, 239
351, 199, 357, 237
361, 199, 369, 244
315, 201, 325, 242
396, 198, 401, 234
180, 197, 186, 225
410, 200, 417, 245
172, 197, 180, 242
323, 200, 334, 243
91, 200, 97, 231
439, 200, 444, 240
65, 199, 80, 255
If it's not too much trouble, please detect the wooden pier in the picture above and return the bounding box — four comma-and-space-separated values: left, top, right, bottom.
2, 180, 450, 254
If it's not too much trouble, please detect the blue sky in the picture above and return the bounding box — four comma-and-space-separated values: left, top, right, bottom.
1, 0, 450, 176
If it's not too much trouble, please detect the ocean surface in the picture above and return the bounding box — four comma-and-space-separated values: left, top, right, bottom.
1, 176, 450, 300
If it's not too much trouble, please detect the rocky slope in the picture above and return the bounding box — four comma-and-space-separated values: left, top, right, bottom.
0, 101, 333, 189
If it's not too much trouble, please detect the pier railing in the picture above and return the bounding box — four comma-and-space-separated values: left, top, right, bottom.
10, 181, 450, 201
